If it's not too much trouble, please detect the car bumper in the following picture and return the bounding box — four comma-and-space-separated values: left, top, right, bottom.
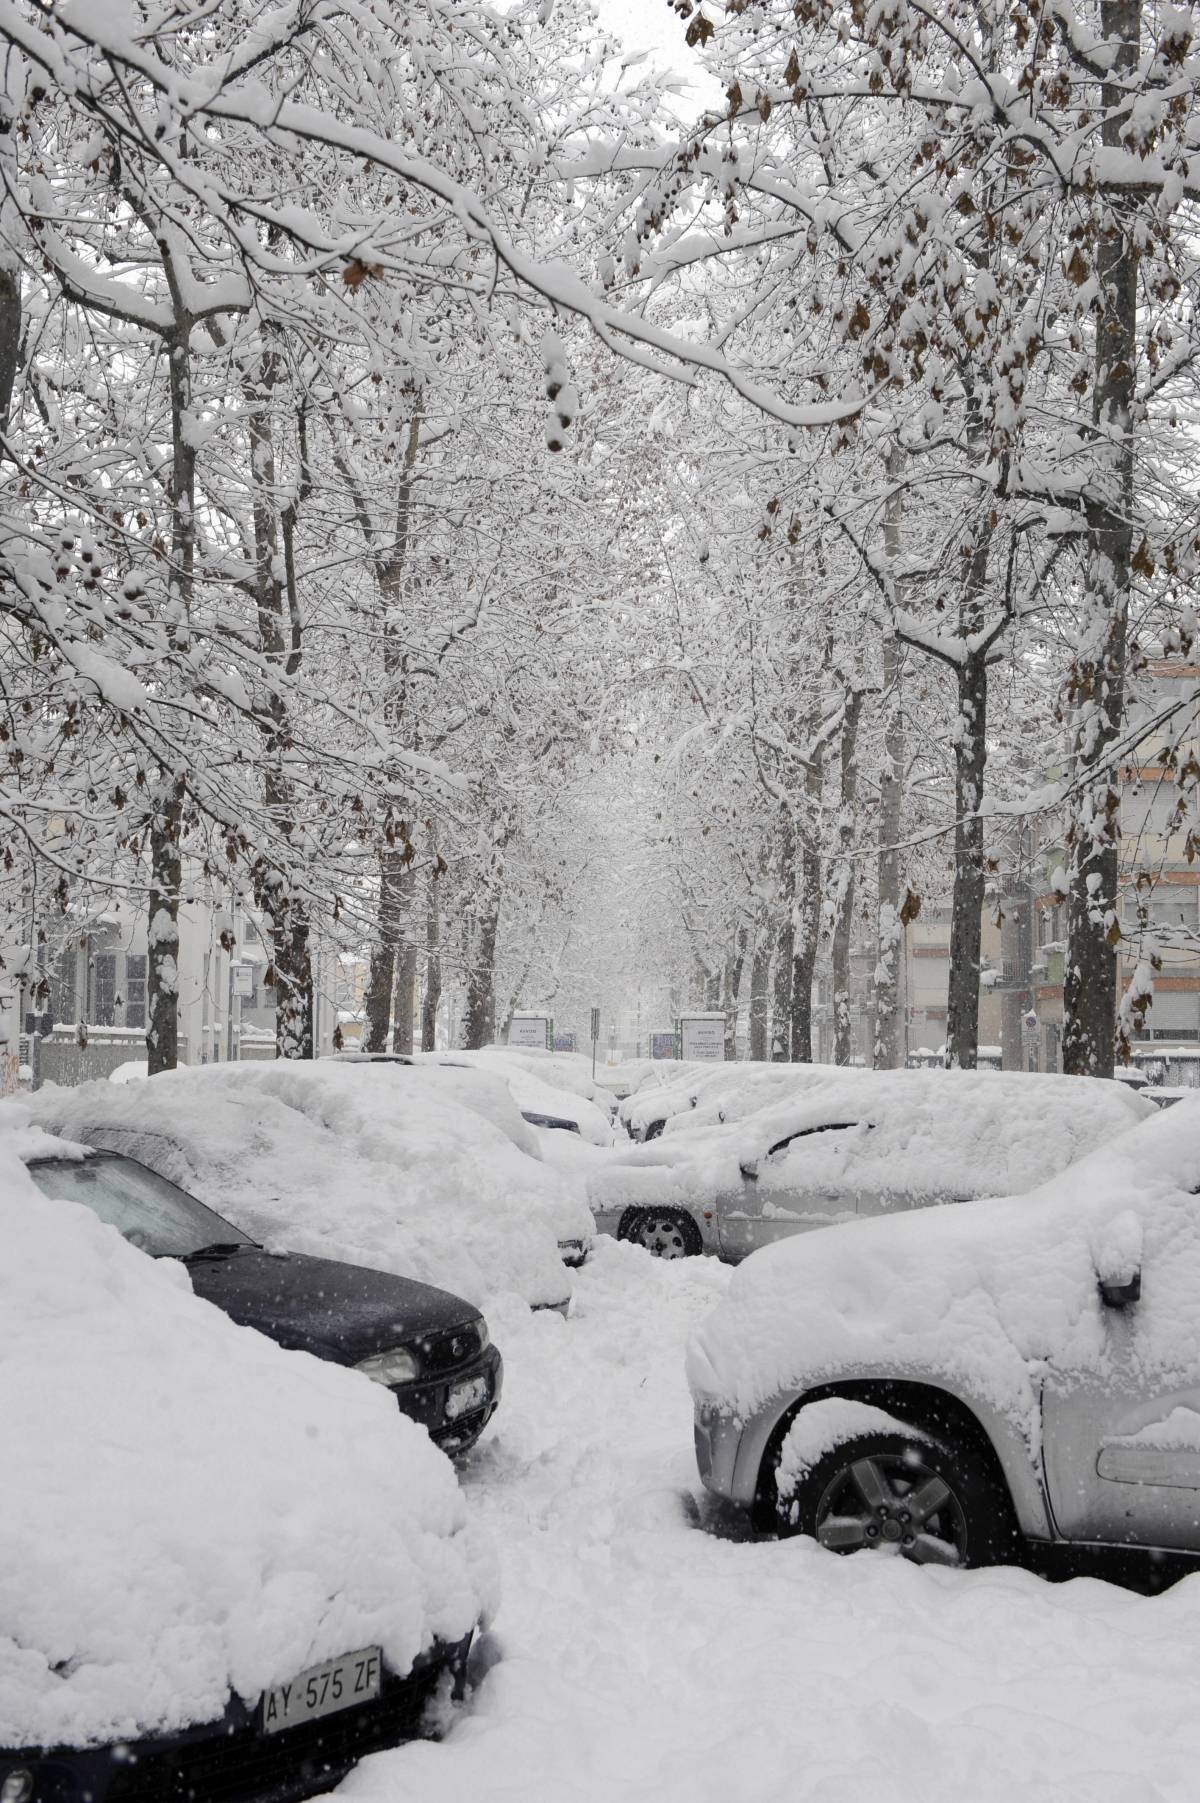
393, 1345, 503, 1455
3, 1636, 471, 1802
693, 1402, 756, 1507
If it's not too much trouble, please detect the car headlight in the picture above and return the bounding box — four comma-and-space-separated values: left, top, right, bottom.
355, 1346, 420, 1386
1, 1771, 35, 1803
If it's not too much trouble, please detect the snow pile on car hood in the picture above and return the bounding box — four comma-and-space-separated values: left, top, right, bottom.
413, 1051, 614, 1145
469, 1046, 616, 1116
22, 1060, 590, 1310
687, 1094, 1200, 1429
0, 1124, 492, 1751
618, 1059, 842, 1138
593, 1067, 1153, 1215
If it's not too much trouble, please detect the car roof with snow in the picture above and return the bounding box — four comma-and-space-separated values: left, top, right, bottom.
687, 1091, 1200, 1428
594, 1067, 1153, 1211
15, 1059, 591, 1311
0, 1113, 490, 1752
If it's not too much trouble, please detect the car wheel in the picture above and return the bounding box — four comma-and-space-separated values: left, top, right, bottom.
617, 1206, 702, 1259
768, 1428, 1011, 1568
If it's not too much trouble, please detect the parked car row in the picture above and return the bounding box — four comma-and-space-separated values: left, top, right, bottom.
8, 1049, 1200, 1802
689, 1092, 1200, 1574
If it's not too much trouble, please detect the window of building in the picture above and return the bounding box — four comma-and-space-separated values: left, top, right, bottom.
92, 952, 117, 1026
49, 946, 77, 1024
125, 953, 146, 1029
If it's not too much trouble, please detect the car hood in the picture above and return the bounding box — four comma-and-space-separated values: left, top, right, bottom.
185, 1247, 478, 1364
686, 1094, 1200, 1430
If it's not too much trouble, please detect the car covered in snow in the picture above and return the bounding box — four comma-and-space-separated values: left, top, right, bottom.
591, 1068, 1154, 1259
1, 1119, 493, 1802
688, 1092, 1200, 1572
22, 1058, 591, 1312
21, 1138, 502, 1456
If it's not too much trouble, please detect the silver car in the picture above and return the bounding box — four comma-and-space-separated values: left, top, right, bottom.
593, 1069, 1152, 1261
688, 1094, 1200, 1570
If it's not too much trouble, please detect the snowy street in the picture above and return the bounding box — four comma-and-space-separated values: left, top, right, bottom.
341, 1241, 1200, 1803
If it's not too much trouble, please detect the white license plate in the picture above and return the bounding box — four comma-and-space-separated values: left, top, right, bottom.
262, 1646, 382, 1735
446, 1374, 489, 1420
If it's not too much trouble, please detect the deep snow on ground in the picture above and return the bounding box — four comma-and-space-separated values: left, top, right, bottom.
335, 1238, 1200, 1803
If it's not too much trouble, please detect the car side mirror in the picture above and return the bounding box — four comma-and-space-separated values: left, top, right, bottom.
1099, 1270, 1141, 1309
739, 1160, 759, 1181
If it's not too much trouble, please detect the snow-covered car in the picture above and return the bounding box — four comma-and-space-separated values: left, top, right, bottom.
619, 1059, 838, 1143
591, 1068, 1154, 1259
688, 1092, 1200, 1572
23, 1059, 589, 1312
442, 1046, 617, 1144
0, 1120, 492, 1802
333, 1052, 597, 1263
22, 1139, 502, 1455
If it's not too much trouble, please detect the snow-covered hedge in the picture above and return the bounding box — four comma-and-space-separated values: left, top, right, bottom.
22, 1059, 592, 1311
0, 1122, 493, 1751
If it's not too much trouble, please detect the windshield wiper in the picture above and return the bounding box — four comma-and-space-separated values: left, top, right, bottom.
181, 1242, 251, 1262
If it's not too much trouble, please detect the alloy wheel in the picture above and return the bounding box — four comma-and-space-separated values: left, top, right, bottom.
814, 1451, 968, 1566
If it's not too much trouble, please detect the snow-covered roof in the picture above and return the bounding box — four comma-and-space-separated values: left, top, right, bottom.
0, 1116, 491, 1750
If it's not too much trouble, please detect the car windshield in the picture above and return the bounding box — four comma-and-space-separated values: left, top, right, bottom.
25, 1153, 254, 1259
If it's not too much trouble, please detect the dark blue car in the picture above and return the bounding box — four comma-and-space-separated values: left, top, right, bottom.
7, 1147, 502, 1802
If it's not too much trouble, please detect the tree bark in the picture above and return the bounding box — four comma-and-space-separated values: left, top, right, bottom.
247, 333, 312, 1059
1062, 0, 1140, 1079
147, 777, 184, 1074
362, 847, 405, 1051
748, 916, 771, 1060
463, 903, 499, 1049
392, 864, 418, 1053
792, 735, 824, 1064
831, 691, 864, 1066
421, 862, 442, 1052
945, 648, 988, 1069
770, 813, 795, 1060
147, 330, 194, 1074
874, 458, 905, 1068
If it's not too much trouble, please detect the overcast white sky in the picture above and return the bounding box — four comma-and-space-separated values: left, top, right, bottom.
592, 0, 718, 110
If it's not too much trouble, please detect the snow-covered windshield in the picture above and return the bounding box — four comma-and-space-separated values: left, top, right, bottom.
25, 1154, 253, 1259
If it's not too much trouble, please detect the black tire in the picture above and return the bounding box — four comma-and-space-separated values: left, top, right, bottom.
764, 1425, 1016, 1569
616, 1205, 702, 1259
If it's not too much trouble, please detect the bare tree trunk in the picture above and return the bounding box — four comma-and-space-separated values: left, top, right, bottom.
147, 331, 194, 1074
357, 410, 422, 1050
421, 862, 441, 1052
874, 459, 905, 1068
463, 904, 499, 1050
1063, 0, 1140, 1079
392, 864, 418, 1053
748, 917, 771, 1060
792, 735, 824, 1063
722, 926, 746, 1058
147, 777, 184, 1074
770, 813, 795, 1060
247, 334, 312, 1059
363, 847, 404, 1051
945, 647, 988, 1069
831, 691, 864, 1066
